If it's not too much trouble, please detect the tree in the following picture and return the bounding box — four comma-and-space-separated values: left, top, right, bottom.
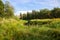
22, 13, 27, 20
51, 7, 60, 18
27, 12, 32, 20
0, 0, 4, 17
20, 13, 23, 19
4, 1, 14, 18
20, 8, 60, 20
39, 9, 51, 18
32, 10, 36, 19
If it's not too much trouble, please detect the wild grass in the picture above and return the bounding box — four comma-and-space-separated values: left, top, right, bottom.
0, 18, 60, 40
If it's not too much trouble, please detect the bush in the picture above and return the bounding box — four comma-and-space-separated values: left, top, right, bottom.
24, 20, 52, 25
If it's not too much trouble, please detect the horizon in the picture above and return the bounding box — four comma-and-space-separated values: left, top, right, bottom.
3, 0, 60, 15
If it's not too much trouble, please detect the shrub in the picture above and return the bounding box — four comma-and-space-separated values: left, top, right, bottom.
24, 20, 52, 25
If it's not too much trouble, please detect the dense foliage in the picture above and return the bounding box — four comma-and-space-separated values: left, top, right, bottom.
0, 0, 4, 17
4, 1, 14, 18
0, 0, 14, 18
20, 8, 60, 20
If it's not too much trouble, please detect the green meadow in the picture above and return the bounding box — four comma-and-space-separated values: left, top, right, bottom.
0, 18, 60, 40
0, 0, 60, 40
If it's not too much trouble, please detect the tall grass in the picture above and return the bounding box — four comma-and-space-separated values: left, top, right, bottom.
0, 18, 60, 40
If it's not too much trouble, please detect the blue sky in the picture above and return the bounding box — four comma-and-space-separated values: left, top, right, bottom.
3, 0, 60, 15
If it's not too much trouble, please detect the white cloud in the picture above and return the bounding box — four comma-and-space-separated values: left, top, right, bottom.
15, 10, 32, 15
33, 0, 59, 7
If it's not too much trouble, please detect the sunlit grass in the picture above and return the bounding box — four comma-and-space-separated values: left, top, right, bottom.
0, 18, 60, 40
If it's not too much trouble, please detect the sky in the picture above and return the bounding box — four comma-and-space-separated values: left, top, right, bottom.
3, 0, 60, 15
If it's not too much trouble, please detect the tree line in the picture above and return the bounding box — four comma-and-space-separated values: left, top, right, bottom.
0, 0, 14, 18
20, 8, 60, 20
